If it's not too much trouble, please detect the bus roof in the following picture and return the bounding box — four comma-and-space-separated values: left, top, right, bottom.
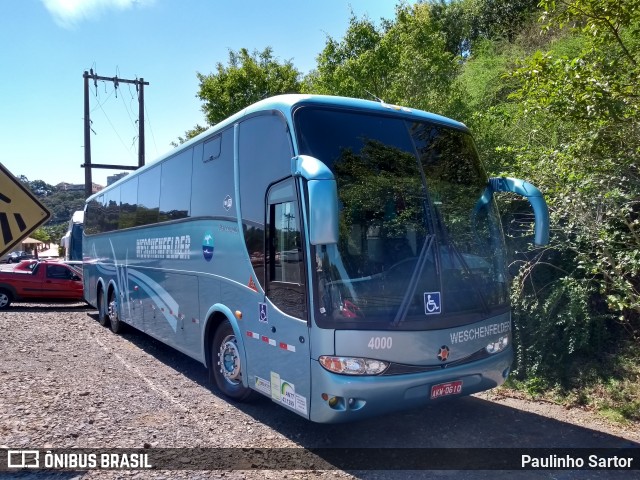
87, 94, 468, 201
188, 94, 469, 148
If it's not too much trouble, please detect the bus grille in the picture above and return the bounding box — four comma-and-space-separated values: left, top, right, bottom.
381, 348, 491, 375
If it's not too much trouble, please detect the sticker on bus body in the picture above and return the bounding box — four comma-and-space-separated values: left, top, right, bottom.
424, 292, 441, 315
254, 376, 271, 395
259, 303, 268, 323
270, 371, 307, 414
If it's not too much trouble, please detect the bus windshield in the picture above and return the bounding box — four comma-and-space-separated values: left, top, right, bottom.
295, 106, 508, 330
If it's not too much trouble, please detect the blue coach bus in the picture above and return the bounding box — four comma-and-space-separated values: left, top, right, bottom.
61, 210, 84, 261
83, 94, 549, 423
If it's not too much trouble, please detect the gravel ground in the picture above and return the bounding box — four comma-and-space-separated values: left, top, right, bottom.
1, 303, 638, 479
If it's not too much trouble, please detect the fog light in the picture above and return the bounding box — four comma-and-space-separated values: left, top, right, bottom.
486, 335, 509, 354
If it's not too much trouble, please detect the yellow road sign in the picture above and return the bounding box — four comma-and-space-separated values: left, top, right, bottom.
0, 163, 51, 258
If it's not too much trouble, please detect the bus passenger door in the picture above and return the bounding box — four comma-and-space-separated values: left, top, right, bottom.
242, 179, 311, 419
236, 114, 310, 417
264, 180, 311, 418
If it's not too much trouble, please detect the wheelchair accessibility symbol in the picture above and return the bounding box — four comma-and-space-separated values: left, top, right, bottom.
424, 292, 441, 315
259, 302, 268, 323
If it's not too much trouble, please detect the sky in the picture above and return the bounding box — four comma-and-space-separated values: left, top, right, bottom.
0, 0, 398, 188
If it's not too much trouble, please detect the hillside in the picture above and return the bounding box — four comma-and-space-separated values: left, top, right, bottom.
18, 177, 89, 243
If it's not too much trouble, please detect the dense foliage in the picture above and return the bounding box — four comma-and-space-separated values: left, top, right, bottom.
504, 0, 639, 386
197, 47, 302, 125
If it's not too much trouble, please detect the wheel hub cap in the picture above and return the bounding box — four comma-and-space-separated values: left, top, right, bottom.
218, 335, 241, 384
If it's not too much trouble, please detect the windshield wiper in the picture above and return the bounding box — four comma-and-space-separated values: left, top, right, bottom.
391, 233, 435, 326
435, 209, 490, 315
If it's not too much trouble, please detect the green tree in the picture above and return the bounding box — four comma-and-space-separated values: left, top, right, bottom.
17, 176, 55, 197
306, 4, 460, 115
303, 13, 388, 98
40, 190, 85, 224
172, 124, 207, 147
44, 223, 68, 246
28, 179, 55, 197
470, 0, 540, 43
30, 227, 50, 244
197, 47, 302, 125
428, 0, 538, 60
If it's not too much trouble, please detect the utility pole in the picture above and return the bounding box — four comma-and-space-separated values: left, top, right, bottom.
82, 70, 149, 198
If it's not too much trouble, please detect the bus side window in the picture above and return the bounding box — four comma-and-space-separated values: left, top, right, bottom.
238, 113, 293, 289
266, 180, 307, 320
84, 196, 103, 235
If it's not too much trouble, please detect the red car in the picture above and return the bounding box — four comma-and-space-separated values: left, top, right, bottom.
12, 259, 39, 272
0, 260, 83, 309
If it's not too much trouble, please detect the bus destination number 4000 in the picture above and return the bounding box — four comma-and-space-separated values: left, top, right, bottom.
430, 380, 463, 399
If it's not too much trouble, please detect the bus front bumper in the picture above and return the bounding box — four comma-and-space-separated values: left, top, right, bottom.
308, 347, 512, 423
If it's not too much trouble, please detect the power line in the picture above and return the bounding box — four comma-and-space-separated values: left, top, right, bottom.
120, 82, 139, 133
94, 96, 136, 160
82, 69, 149, 198
90, 86, 114, 114
144, 103, 159, 156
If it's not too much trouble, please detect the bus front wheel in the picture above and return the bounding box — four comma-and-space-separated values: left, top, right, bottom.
211, 320, 253, 401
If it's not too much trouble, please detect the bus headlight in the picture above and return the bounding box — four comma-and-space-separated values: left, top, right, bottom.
319, 356, 389, 375
486, 335, 509, 354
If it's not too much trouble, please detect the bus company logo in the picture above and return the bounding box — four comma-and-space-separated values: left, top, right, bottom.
437, 345, 450, 362
202, 232, 214, 261
7, 450, 39, 468
223, 195, 233, 211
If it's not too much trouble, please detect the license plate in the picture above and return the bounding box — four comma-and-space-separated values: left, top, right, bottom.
430, 380, 463, 399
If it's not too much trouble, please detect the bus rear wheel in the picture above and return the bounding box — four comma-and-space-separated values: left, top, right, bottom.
212, 320, 253, 401
108, 290, 125, 334
97, 288, 109, 326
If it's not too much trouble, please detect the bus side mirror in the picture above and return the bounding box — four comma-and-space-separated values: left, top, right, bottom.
308, 180, 339, 245
479, 177, 550, 246
292, 155, 339, 245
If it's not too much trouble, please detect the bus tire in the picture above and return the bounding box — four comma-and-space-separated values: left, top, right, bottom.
108, 289, 125, 334
0, 289, 12, 310
212, 320, 253, 401
97, 288, 109, 326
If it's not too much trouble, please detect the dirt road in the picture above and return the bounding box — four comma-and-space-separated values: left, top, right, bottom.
1, 304, 638, 479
